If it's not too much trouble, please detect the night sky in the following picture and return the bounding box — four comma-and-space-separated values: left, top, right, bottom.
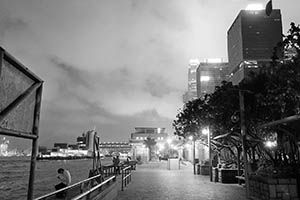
1, 0, 299, 150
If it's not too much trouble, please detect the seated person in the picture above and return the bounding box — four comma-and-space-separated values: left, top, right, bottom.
55, 168, 71, 198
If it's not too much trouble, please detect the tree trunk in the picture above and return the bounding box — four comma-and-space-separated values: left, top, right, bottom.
237, 147, 241, 176
148, 147, 152, 161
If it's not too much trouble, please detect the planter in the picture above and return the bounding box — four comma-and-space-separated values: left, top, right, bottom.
218, 169, 238, 183
249, 175, 299, 200
167, 158, 180, 170
199, 164, 209, 175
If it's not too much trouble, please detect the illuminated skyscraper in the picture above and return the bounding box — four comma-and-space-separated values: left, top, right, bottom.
196, 61, 229, 98
227, 9, 282, 84
184, 59, 199, 103
183, 59, 228, 102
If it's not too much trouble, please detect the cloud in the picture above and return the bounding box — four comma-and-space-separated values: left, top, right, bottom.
49, 56, 91, 89
2, 0, 300, 150
0, 16, 28, 43
144, 74, 173, 98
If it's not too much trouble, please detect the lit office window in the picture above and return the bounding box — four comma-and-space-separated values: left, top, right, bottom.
200, 76, 210, 82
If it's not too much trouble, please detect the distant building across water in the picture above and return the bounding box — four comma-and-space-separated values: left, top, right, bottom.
38, 129, 98, 159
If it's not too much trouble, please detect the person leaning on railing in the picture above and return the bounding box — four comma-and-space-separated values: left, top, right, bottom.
113, 156, 120, 175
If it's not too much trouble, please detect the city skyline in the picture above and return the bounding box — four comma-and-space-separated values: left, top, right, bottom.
1, 0, 300, 149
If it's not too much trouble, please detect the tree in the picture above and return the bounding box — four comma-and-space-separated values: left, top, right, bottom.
241, 23, 300, 172
173, 82, 243, 165
173, 94, 212, 139
144, 137, 157, 161
174, 23, 300, 173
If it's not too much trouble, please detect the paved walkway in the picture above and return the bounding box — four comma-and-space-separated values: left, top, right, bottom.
116, 161, 246, 200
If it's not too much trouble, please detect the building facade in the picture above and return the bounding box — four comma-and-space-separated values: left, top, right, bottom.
99, 142, 131, 156
183, 59, 200, 103
227, 9, 282, 84
196, 61, 229, 98
183, 59, 229, 103
130, 127, 169, 161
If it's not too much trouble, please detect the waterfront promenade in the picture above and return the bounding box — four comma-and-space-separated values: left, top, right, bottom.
116, 161, 246, 200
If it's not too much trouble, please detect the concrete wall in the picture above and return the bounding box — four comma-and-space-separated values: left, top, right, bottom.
249, 176, 298, 200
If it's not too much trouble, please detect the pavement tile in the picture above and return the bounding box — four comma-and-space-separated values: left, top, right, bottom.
116, 161, 247, 200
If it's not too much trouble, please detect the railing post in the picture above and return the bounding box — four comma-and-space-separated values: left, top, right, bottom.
87, 190, 90, 200
80, 182, 84, 193
125, 169, 127, 187
127, 169, 129, 185
121, 168, 124, 191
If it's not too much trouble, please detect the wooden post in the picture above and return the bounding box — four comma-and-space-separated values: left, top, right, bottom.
28, 138, 38, 200
27, 83, 43, 200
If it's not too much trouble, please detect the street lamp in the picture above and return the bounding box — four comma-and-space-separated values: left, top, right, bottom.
239, 90, 250, 198
202, 127, 212, 181
228, 88, 252, 198
167, 138, 172, 144
189, 135, 196, 174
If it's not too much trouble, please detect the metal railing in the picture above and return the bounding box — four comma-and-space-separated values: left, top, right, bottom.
121, 166, 132, 191
34, 172, 115, 200
34, 163, 135, 200
103, 165, 115, 177
71, 176, 116, 200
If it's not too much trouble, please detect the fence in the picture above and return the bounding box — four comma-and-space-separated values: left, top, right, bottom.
34, 174, 116, 200
34, 162, 136, 200
121, 166, 132, 191
71, 176, 116, 200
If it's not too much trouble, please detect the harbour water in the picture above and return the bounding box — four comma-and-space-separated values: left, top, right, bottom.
0, 156, 113, 200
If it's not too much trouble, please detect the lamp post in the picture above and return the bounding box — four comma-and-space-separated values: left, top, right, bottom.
239, 90, 250, 198
189, 135, 196, 174
202, 127, 212, 181
229, 87, 252, 198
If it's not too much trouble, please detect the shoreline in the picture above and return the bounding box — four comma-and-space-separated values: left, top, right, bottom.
37, 156, 93, 160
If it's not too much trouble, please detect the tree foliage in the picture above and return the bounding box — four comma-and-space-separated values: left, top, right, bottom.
173, 23, 300, 172
173, 94, 212, 139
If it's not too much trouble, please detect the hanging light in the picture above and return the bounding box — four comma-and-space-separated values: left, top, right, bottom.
265, 0, 273, 16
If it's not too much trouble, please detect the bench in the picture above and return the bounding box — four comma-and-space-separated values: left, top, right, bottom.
235, 176, 245, 185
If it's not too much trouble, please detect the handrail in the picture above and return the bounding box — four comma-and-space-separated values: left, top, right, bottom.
71, 176, 116, 200
121, 165, 132, 191
34, 165, 118, 200
34, 163, 134, 200
34, 174, 102, 200
122, 165, 131, 171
